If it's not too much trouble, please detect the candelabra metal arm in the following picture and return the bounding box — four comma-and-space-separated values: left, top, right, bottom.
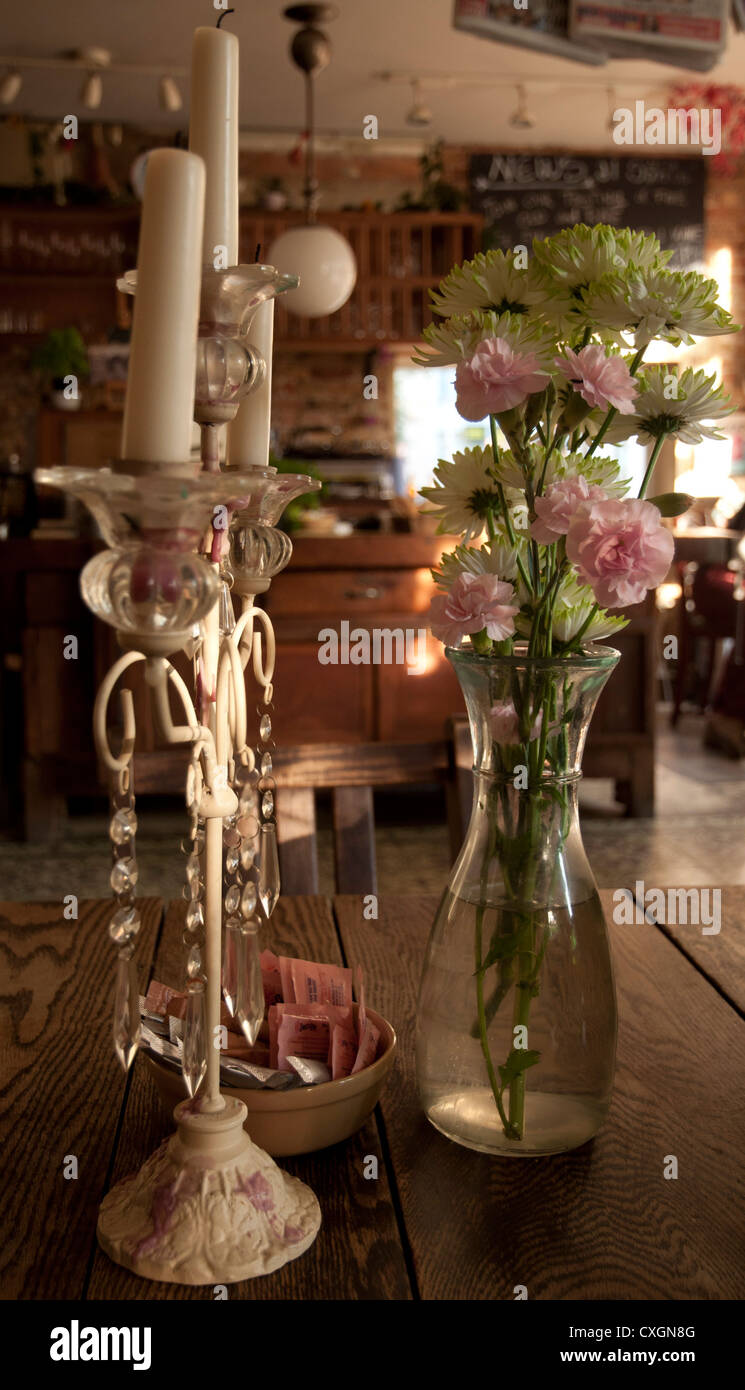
93, 650, 145, 774
216, 637, 248, 765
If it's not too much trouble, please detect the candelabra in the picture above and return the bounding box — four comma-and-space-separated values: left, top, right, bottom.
36, 264, 323, 1285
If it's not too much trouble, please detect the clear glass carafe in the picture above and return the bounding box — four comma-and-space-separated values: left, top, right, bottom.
416, 644, 620, 1157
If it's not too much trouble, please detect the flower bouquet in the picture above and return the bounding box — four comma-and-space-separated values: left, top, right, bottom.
414, 224, 738, 1156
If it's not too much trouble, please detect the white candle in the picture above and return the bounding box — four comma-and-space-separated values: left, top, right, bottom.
121, 148, 205, 465
229, 293, 274, 469
189, 25, 239, 268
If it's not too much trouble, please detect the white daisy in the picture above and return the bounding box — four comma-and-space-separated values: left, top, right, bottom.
603, 366, 734, 445
434, 535, 522, 590
419, 445, 504, 540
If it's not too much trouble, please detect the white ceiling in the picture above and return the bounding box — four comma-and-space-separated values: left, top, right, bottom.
1, 0, 744, 151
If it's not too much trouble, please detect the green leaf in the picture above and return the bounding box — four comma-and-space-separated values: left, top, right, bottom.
648, 492, 694, 519
498, 1048, 541, 1089
477, 931, 523, 973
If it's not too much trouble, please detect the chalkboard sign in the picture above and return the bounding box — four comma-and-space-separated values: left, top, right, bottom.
470, 154, 706, 269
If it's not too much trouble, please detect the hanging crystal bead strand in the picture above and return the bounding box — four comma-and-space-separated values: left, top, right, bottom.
221, 799, 244, 1023
229, 760, 264, 1045
109, 766, 141, 1072
180, 759, 207, 1098
256, 700, 280, 920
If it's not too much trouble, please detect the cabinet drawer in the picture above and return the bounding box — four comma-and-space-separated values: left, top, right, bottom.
268, 567, 434, 616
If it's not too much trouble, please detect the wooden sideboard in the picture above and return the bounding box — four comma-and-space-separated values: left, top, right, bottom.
1, 534, 657, 839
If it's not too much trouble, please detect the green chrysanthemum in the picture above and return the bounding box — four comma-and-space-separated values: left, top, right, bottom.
429, 248, 535, 320
413, 309, 556, 369
582, 266, 739, 347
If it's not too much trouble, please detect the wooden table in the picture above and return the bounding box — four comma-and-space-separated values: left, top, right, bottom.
2, 890, 744, 1301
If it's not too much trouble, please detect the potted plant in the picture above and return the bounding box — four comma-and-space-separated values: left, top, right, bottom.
31, 327, 90, 411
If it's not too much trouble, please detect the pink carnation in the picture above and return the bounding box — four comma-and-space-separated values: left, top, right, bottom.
428, 572, 519, 647
490, 701, 542, 745
555, 346, 638, 414
531, 475, 608, 544
455, 337, 550, 422
566, 497, 674, 609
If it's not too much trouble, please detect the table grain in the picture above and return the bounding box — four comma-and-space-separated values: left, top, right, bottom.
2, 889, 744, 1301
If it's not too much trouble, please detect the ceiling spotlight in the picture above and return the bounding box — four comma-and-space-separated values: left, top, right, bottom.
81, 71, 103, 109
0, 68, 22, 104
509, 84, 535, 130
406, 80, 432, 128
159, 74, 182, 112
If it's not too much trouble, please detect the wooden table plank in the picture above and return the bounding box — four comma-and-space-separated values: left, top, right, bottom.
86, 895, 412, 1300
335, 891, 745, 1301
0, 897, 163, 1299
630, 884, 745, 1016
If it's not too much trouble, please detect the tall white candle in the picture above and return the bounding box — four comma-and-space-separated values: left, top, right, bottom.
189, 25, 239, 268
121, 148, 205, 465
229, 294, 274, 469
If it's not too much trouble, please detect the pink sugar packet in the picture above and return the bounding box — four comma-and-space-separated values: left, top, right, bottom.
291, 957, 352, 1008
269, 1002, 329, 1067
260, 950, 283, 1008
277, 1014, 331, 1072
355, 965, 366, 1042
351, 1018, 380, 1075
330, 1024, 357, 1081
278, 955, 296, 1004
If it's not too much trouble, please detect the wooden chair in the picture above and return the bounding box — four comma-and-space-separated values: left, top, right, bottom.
273, 730, 473, 896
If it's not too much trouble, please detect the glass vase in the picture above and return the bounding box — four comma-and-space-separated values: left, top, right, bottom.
416, 643, 620, 1157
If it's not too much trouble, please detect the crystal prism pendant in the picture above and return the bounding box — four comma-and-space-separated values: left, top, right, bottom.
236, 922, 264, 1046
182, 980, 207, 1099
258, 821, 280, 918
112, 946, 141, 1073
222, 915, 241, 1017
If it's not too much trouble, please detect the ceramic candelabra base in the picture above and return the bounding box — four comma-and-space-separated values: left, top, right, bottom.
97, 1096, 321, 1285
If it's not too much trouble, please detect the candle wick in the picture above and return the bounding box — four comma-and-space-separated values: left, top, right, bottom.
216, 7, 235, 28
255, 243, 261, 262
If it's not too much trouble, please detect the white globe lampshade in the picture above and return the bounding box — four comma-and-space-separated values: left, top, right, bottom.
267, 225, 357, 318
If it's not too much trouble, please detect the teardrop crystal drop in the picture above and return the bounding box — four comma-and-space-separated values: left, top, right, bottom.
258, 821, 280, 918
260, 751, 273, 776
221, 916, 241, 1016
110, 856, 138, 894
183, 877, 202, 903
112, 948, 141, 1073
108, 905, 141, 946
240, 844, 255, 873
224, 884, 240, 915
185, 900, 205, 933
261, 790, 274, 820
241, 880, 257, 918
259, 713, 272, 741
181, 980, 207, 1099
185, 852, 201, 886
225, 845, 240, 876
236, 924, 265, 1046
186, 945, 203, 980
109, 807, 138, 845
218, 579, 236, 636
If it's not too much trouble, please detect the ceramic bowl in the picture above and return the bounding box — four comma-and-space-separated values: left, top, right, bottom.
144, 1006, 396, 1157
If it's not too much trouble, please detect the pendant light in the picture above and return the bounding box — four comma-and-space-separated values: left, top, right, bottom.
268, 4, 357, 319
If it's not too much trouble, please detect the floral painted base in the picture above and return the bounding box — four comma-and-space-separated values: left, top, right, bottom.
97, 1096, 321, 1285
